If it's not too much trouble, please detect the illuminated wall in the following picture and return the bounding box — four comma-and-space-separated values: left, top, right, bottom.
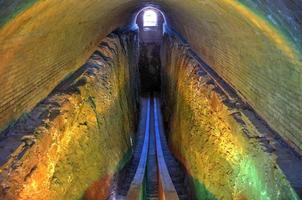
0, 0, 137, 133
0, 32, 139, 200
0, 0, 301, 151
161, 34, 299, 200
0, 0, 301, 150
0, 1, 301, 199
240, 0, 302, 52
158, 0, 302, 151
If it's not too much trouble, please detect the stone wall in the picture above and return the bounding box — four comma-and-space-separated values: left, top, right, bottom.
240, 0, 302, 52
1, 0, 301, 151
0, 31, 139, 200
160, 33, 299, 200
0, 0, 137, 132
158, 0, 302, 151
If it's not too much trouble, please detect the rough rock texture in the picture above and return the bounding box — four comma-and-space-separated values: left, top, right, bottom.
0, 0, 138, 133
0, 0, 301, 151
161, 33, 300, 200
0, 31, 139, 200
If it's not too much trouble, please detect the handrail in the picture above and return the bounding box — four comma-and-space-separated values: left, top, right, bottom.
126, 98, 151, 200
154, 98, 179, 200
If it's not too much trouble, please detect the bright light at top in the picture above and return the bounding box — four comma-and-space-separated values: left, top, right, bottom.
143, 9, 158, 27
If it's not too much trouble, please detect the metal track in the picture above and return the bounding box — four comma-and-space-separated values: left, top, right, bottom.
153, 98, 179, 200
127, 98, 151, 199
109, 96, 191, 200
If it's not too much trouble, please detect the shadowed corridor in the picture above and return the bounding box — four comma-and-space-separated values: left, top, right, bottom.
0, 1, 302, 200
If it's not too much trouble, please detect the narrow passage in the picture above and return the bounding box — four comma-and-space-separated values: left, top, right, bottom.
108, 95, 191, 200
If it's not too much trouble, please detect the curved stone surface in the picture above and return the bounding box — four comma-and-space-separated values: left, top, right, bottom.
0, 0, 301, 151
0, 32, 139, 200
160, 32, 300, 200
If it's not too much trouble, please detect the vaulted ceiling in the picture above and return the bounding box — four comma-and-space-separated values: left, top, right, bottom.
0, 0, 301, 149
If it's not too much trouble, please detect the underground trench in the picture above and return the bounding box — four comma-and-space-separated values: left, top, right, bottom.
0, 5, 301, 200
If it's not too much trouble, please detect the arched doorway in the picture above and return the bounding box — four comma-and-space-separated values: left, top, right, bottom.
136, 7, 165, 93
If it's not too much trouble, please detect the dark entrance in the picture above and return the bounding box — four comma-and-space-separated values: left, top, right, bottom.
136, 8, 164, 93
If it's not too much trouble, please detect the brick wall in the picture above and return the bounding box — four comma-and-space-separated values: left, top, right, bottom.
0, 31, 140, 200
160, 33, 299, 200
0, 0, 137, 132
160, 0, 302, 150
0, 0, 301, 150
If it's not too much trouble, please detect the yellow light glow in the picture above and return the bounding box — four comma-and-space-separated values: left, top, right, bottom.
223, 0, 299, 61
